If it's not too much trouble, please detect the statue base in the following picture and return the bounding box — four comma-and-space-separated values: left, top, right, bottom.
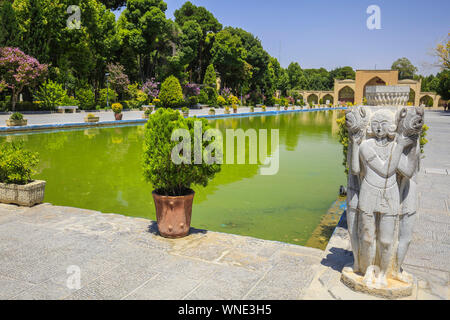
341, 268, 414, 299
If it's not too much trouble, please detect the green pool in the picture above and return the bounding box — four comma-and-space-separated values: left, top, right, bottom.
1, 111, 346, 246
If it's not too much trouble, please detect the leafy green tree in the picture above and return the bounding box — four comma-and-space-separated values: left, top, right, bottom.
75, 87, 95, 110
392, 57, 418, 80
33, 80, 68, 110
174, 1, 222, 83
287, 62, 303, 89
226, 27, 270, 92
278, 69, 290, 96
166, 20, 203, 82
99, 88, 118, 108
99, 0, 126, 10
211, 29, 248, 90
118, 0, 169, 82
436, 70, 450, 100
0, 1, 20, 47
159, 76, 184, 108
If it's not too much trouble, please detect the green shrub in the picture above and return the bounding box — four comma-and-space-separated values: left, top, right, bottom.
99, 88, 118, 108
227, 95, 240, 106
61, 95, 79, 107
203, 64, 217, 88
198, 90, 209, 105
10, 112, 24, 121
266, 96, 276, 106
33, 80, 67, 110
420, 124, 429, 154
217, 95, 226, 107
126, 84, 148, 109
76, 88, 95, 110
143, 108, 221, 196
203, 87, 218, 106
158, 76, 184, 108
0, 142, 39, 185
188, 96, 199, 107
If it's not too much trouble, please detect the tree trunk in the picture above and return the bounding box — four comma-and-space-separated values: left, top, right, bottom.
11, 88, 17, 112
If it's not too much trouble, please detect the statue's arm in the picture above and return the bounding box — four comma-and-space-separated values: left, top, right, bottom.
398, 144, 419, 178
350, 142, 360, 175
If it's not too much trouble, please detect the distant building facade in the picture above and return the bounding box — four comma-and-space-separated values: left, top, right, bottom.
292, 70, 445, 109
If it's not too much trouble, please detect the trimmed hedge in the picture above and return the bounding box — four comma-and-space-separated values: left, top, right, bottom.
158, 76, 184, 108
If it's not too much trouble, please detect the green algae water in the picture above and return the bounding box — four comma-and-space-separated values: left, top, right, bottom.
0, 111, 346, 246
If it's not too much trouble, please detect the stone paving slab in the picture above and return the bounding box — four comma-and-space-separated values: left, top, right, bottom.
0, 202, 324, 300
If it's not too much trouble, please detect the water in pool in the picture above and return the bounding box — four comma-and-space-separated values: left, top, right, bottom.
1, 111, 346, 246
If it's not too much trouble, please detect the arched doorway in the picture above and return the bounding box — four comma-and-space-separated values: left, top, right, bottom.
322, 94, 334, 105
338, 86, 354, 104
307, 94, 318, 105
420, 95, 434, 107
363, 77, 386, 100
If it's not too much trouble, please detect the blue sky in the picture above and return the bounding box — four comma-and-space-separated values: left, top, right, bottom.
115, 0, 450, 75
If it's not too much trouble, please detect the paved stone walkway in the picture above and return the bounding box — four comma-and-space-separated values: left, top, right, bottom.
0, 110, 448, 300
0, 203, 326, 300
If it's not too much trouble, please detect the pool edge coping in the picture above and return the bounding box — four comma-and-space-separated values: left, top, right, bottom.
0, 107, 348, 134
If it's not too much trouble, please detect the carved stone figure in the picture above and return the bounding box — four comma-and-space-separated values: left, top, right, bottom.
341, 87, 425, 299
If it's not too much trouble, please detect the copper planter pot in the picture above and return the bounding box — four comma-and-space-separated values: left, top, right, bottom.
115, 113, 123, 121
152, 190, 195, 238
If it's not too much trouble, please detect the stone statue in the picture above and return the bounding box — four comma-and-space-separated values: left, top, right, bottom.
341, 86, 425, 299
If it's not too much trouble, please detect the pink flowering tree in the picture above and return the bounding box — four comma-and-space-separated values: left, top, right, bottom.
0, 47, 48, 111
106, 63, 130, 96
142, 78, 160, 100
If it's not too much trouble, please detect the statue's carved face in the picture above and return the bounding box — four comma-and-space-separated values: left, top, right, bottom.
370, 111, 395, 139
371, 118, 390, 138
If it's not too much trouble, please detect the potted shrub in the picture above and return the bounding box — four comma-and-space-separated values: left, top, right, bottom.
142, 105, 154, 113
208, 108, 215, 116
250, 106, 255, 113
142, 109, 152, 119
182, 107, 189, 117
262, 105, 267, 112
112, 103, 123, 120
6, 112, 27, 127
0, 142, 45, 207
232, 104, 238, 114
84, 113, 99, 123
143, 108, 221, 238
224, 106, 231, 114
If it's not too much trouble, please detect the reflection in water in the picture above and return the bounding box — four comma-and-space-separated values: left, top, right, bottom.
0, 111, 346, 246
